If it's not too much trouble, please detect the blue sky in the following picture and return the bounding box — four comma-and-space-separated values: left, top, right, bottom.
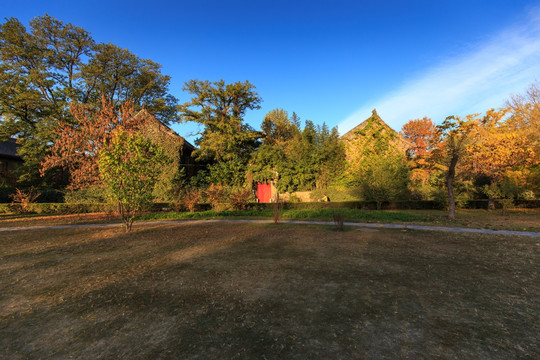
2, 0, 540, 142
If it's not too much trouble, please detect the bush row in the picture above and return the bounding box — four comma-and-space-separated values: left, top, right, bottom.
0, 202, 172, 215
1, 199, 539, 216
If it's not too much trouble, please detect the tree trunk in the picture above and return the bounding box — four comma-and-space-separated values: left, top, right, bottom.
446, 154, 459, 219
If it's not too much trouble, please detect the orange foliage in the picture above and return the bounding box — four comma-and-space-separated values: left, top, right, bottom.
400, 117, 437, 159
41, 97, 143, 189
467, 108, 538, 182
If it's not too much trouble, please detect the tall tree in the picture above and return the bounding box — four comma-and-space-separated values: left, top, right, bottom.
179, 79, 261, 186
400, 117, 438, 198
0, 15, 178, 187
179, 79, 262, 162
0, 15, 94, 185
251, 111, 345, 192
466, 108, 537, 206
433, 115, 477, 219
261, 108, 300, 145
41, 97, 144, 189
80, 43, 178, 122
506, 81, 540, 193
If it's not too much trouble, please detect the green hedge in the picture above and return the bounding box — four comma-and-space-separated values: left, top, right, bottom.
243, 200, 443, 211
466, 199, 540, 209
1, 199, 538, 216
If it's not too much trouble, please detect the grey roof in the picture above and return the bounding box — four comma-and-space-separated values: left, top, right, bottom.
0, 140, 21, 158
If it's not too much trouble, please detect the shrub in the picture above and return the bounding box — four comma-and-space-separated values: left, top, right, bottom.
0, 203, 11, 214
228, 188, 254, 210
64, 186, 109, 203
175, 188, 202, 212
288, 193, 301, 203
10, 188, 40, 214
205, 184, 229, 212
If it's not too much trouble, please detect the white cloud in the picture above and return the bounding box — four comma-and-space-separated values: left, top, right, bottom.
338, 8, 540, 134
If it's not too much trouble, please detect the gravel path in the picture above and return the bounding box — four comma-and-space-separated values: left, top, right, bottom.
1, 219, 539, 237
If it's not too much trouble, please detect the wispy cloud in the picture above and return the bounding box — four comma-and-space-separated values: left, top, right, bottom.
338, 8, 540, 134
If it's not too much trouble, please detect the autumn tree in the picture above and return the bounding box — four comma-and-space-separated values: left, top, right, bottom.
0, 15, 177, 187
466, 108, 538, 208
179, 79, 262, 186
401, 117, 437, 160
41, 97, 143, 189
432, 115, 477, 219
506, 81, 540, 194
400, 117, 438, 199
99, 130, 167, 231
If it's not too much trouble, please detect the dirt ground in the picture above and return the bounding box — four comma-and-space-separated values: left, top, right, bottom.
413, 208, 540, 232
1, 223, 538, 359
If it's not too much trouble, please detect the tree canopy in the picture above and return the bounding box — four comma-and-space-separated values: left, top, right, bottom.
179, 79, 262, 163
250, 109, 345, 192
0, 15, 177, 186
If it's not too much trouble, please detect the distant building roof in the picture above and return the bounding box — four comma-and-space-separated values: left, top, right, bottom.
133, 108, 195, 150
341, 109, 397, 140
0, 140, 22, 160
340, 109, 410, 161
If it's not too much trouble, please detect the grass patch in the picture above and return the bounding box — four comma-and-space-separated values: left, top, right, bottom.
0, 223, 538, 358
136, 208, 430, 223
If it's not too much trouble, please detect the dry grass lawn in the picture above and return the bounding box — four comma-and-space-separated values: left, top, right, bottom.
1, 223, 538, 359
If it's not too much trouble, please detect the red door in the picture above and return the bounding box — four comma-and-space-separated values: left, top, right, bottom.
256, 183, 272, 203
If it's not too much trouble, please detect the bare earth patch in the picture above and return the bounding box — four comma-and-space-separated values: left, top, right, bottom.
0, 223, 538, 359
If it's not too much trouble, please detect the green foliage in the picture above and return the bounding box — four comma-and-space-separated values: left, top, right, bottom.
206, 155, 249, 187
228, 187, 255, 211
482, 177, 523, 214
179, 79, 261, 163
356, 116, 398, 156
64, 186, 109, 204
0, 15, 177, 187
359, 154, 410, 209
343, 110, 407, 183
204, 183, 229, 212
308, 187, 363, 202
178, 79, 262, 187
250, 112, 345, 193
98, 130, 167, 231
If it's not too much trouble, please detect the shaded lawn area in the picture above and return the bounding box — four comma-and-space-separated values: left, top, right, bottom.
1, 223, 538, 359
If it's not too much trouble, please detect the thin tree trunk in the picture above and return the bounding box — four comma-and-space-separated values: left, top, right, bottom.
446, 154, 459, 219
